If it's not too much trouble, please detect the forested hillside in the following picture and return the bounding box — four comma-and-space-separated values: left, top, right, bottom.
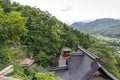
71, 18, 120, 38
88, 42, 120, 79
0, 0, 120, 80
71, 19, 120, 79
0, 0, 94, 79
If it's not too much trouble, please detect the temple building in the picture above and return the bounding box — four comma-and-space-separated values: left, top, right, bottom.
38, 46, 118, 80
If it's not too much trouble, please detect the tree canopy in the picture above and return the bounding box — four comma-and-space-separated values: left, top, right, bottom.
1, 0, 120, 80
0, 6, 27, 46
34, 72, 60, 80
88, 42, 120, 79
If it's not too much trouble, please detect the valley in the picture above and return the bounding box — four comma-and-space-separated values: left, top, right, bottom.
94, 35, 120, 55
71, 18, 120, 38
0, 0, 120, 80
71, 18, 120, 55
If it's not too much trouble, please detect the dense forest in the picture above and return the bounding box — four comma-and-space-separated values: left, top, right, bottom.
0, 0, 94, 79
0, 0, 120, 80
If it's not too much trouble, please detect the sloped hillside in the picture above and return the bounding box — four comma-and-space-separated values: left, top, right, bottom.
71, 18, 120, 38
0, 0, 94, 70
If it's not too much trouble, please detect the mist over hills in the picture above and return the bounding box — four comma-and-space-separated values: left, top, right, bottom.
71, 18, 120, 38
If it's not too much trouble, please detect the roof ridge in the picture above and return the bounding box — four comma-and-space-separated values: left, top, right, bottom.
77, 45, 99, 60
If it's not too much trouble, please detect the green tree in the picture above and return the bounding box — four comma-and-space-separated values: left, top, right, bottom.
115, 56, 120, 73
34, 72, 61, 80
0, 2, 95, 79
34, 53, 53, 68
0, 46, 18, 70
0, 6, 27, 45
0, 48, 10, 70
88, 42, 120, 79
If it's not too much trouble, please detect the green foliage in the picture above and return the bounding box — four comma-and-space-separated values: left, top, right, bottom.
24, 67, 36, 76
34, 72, 61, 80
0, 0, 11, 12
95, 35, 120, 47
115, 56, 120, 73
0, 46, 19, 70
6, 3, 94, 56
88, 42, 120, 79
0, 6, 27, 45
0, 48, 10, 70
0, 6, 3, 13
35, 53, 53, 68
0, 1, 94, 80
11, 62, 32, 80
95, 35, 120, 56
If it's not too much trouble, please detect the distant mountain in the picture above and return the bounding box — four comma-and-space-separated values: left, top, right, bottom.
71, 18, 120, 38
71, 22, 86, 30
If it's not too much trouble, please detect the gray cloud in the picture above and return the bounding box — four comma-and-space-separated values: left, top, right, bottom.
61, 6, 73, 12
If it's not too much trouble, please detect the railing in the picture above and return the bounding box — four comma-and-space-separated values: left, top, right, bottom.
0, 65, 14, 76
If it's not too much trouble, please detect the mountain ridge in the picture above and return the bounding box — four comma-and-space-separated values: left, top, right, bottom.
71, 18, 120, 38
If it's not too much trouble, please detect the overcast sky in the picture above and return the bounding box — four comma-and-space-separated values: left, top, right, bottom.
12, 0, 120, 24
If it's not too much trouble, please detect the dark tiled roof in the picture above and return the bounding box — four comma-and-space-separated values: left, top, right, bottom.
50, 66, 68, 71
82, 62, 117, 80
77, 45, 99, 60
39, 46, 118, 80
51, 46, 118, 80
77, 46, 117, 80
97, 62, 118, 80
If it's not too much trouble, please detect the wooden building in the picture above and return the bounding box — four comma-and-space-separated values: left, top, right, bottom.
37, 46, 117, 80
49, 46, 118, 80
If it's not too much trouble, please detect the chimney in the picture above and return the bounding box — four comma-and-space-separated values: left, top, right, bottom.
58, 48, 71, 67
